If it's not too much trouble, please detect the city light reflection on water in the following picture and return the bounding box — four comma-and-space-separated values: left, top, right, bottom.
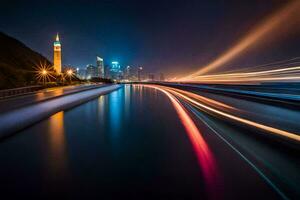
46, 111, 69, 181
108, 88, 123, 135
98, 95, 105, 120
124, 84, 131, 118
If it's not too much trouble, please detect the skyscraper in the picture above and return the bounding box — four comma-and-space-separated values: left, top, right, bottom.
86, 64, 97, 79
137, 67, 143, 81
77, 68, 87, 79
111, 61, 120, 73
110, 61, 123, 80
96, 56, 104, 78
53, 33, 62, 74
104, 64, 110, 79
125, 66, 131, 80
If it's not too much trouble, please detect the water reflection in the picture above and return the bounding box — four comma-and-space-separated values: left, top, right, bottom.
133, 84, 144, 102
46, 111, 69, 180
98, 95, 105, 121
124, 84, 131, 118
109, 89, 123, 135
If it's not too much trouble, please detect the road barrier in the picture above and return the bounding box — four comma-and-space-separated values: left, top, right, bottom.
0, 86, 43, 99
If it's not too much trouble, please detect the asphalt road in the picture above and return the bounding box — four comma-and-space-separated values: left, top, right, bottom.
0, 84, 299, 199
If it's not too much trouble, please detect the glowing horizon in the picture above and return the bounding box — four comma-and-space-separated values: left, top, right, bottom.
178, 1, 300, 81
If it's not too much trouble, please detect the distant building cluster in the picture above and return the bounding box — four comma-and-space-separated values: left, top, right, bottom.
54, 34, 165, 82
74, 58, 165, 82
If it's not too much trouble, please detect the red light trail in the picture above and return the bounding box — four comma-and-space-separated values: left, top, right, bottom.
139, 84, 219, 198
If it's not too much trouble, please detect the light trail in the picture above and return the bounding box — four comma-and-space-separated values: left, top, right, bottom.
224, 57, 300, 73
190, 76, 300, 83
179, 1, 300, 81
195, 66, 300, 78
139, 84, 219, 197
182, 65, 300, 83
165, 87, 237, 111
187, 105, 289, 200
139, 84, 295, 199
156, 85, 300, 142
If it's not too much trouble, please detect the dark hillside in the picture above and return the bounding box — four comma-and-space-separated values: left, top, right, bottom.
0, 32, 52, 89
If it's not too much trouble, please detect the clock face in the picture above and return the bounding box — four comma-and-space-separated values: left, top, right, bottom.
54, 46, 61, 51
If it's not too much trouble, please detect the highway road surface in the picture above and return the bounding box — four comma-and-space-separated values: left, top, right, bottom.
0, 84, 299, 199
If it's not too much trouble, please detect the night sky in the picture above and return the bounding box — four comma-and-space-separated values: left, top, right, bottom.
1, 0, 300, 77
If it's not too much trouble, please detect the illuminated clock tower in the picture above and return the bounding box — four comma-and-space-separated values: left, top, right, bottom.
53, 33, 62, 74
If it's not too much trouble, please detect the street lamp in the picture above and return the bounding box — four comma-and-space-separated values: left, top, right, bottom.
40, 69, 48, 85
66, 69, 73, 82
34, 63, 56, 86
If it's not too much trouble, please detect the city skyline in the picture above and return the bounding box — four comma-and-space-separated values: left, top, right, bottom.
50, 32, 152, 81
2, 0, 300, 78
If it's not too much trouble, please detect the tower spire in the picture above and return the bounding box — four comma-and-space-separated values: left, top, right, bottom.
56, 33, 59, 41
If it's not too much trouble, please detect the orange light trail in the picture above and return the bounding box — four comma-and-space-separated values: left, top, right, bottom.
183, 65, 300, 83
194, 66, 300, 78
179, 1, 300, 81
160, 86, 300, 142
167, 87, 237, 111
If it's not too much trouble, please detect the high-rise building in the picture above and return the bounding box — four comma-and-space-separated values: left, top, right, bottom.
96, 56, 104, 78
77, 68, 87, 79
104, 64, 110, 79
111, 61, 120, 73
125, 66, 131, 79
110, 61, 123, 80
86, 64, 97, 79
137, 67, 143, 81
53, 33, 62, 74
